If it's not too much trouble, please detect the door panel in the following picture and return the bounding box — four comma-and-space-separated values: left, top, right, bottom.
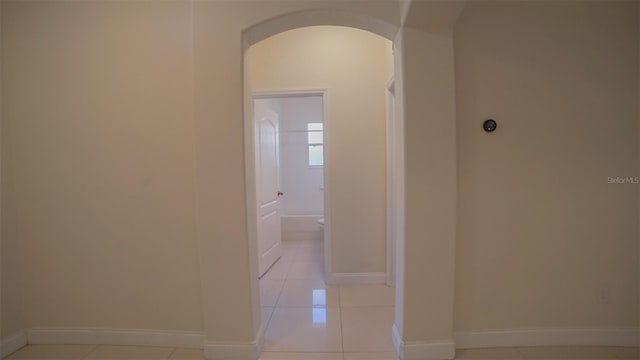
259, 121, 278, 206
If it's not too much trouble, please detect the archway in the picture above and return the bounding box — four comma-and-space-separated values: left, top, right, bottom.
241, 9, 406, 359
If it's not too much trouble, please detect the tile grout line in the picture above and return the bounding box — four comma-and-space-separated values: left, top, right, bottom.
82, 344, 99, 359
338, 277, 345, 357
514, 347, 528, 359
166, 347, 177, 360
261, 245, 294, 353
273, 277, 285, 308
262, 276, 285, 353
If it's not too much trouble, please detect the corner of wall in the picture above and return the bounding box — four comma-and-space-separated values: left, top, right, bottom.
399, 24, 457, 347
392, 324, 456, 360
203, 323, 264, 360
637, 0, 640, 338
0, 331, 27, 359
0, 3, 26, 356
399, 0, 412, 27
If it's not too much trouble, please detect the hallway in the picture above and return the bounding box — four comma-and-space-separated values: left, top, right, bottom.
260, 237, 396, 358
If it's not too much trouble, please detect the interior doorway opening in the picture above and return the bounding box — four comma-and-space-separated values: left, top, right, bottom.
244, 21, 401, 352
253, 91, 328, 279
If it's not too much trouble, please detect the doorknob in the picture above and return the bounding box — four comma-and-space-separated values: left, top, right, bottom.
277, 191, 284, 197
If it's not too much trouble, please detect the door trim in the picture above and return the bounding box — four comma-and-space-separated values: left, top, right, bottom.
248, 89, 331, 281
327, 272, 386, 284
385, 78, 396, 287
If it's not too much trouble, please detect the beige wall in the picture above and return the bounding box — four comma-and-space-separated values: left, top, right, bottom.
1, 85, 24, 337
1, 0, 25, 340
248, 26, 393, 274
394, 1, 465, 346
192, 2, 400, 344
0, 0, 402, 347
2, 0, 637, 354
400, 26, 458, 343
1, 1, 203, 332
454, 1, 639, 331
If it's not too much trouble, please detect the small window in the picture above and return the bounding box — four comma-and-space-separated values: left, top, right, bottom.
307, 123, 323, 167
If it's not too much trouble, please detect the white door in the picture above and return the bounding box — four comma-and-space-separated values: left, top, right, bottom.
255, 99, 283, 277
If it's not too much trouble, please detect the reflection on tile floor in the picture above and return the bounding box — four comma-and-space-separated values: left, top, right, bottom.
7, 344, 640, 360
6, 240, 640, 359
259, 238, 396, 356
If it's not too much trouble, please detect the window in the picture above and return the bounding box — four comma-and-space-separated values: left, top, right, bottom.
307, 123, 323, 167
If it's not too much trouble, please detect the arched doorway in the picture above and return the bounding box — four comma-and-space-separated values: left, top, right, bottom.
241, 10, 406, 359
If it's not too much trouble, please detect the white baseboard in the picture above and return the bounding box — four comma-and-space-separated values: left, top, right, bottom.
281, 215, 323, 233
454, 328, 640, 348
26, 328, 204, 349
204, 325, 264, 360
391, 324, 455, 360
0, 331, 27, 359
19, 326, 268, 359
326, 272, 387, 285
404, 340, 455, 360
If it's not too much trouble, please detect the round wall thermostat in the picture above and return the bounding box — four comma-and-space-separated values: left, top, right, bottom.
483, 119, 497, 132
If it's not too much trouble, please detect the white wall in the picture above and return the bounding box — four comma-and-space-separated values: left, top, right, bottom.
454, 0, 639, 332
248, 26, 393, 275
279, 96, 324, 217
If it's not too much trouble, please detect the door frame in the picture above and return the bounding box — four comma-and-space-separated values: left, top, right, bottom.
248, 89, 331, 279
240, 19, 409, 355
385, 78, 396, 287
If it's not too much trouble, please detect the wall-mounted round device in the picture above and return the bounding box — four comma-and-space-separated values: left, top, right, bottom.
483, 119, 497, 132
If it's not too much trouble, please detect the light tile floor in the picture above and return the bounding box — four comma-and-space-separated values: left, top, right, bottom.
6, 344, 640, 360
5, 240, 640, 360
260, 238, 395, 356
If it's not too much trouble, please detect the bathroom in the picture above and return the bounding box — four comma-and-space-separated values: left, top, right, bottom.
278, 95, 325, 248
